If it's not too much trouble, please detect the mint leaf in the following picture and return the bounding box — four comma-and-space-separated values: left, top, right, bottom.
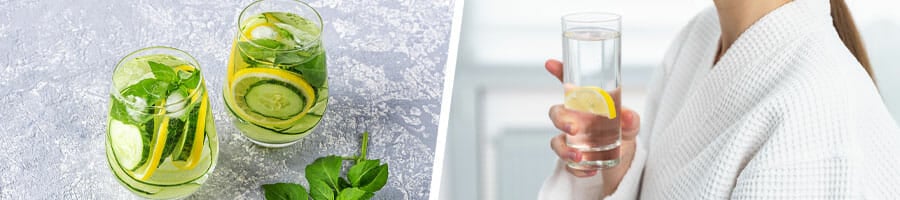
182, 71, 201, 90
338, 177, 352, 191
109, 96, 135, 124
293, 53, 327, 87
305, 156, 342, 190
263, 183, 308, 200
308, 179, 335, 200
358, 163, 388, 192
148, 61, 176, 82
252, 39, 285, 49
275, 52, 304, 65
336, 188, 373, 200
238, 41, 277, 63
347, 160, 380, 188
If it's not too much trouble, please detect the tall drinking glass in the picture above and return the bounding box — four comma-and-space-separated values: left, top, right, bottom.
223, 0, 328, 147
106, 46, 219, 199
561, 12, 622, 170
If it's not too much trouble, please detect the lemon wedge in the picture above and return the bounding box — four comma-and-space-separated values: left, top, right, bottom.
565, 86, 617, 119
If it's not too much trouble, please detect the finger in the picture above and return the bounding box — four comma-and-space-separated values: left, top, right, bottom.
551, 104, 618, 136
566, 167, 598, 177
548, 104, 576, 135
550, 134, 581, 162
620, 108, 641, 141
545, 59, 564, 82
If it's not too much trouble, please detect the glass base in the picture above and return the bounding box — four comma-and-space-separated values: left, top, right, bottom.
567, 158, 620, 170
241, 134, 303, 148
565, 140, 621, 170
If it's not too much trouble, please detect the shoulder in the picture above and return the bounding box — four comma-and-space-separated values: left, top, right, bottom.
747, 29, 900, 175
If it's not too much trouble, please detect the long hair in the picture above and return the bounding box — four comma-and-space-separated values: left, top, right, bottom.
830, 0, 875, 84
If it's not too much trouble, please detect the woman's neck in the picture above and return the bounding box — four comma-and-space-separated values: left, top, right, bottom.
713, 0, 791, 63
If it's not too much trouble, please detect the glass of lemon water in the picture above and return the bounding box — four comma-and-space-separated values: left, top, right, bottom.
224, 0, 328, 147
561, 12, 622, 170
106, 46, 219, 199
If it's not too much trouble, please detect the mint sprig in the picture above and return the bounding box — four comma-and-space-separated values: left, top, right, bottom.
110, 60, 201, 124
262, 132, 390, 200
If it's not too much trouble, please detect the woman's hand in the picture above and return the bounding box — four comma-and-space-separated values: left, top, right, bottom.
545, 59, 641, 196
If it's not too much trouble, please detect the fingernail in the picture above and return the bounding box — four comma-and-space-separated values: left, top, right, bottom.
567, 151, 582, 162
563, 124, 572, 134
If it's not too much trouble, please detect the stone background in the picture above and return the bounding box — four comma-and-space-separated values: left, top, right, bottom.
0, 0, 454, 199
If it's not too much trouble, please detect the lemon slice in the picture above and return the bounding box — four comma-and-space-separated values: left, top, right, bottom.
174, 64, 194, 73
227, 41, 238, 86
226, 68, 315, 128
130, 99, 170, 181
565, 86, 617, 119
173, 91, 208, 170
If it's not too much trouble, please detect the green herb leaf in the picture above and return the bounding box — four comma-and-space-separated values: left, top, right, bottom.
347, 160, 380, 188
305, 155, 342, 190
120, 79, 170, 109
274, 52, 304, 65
308, 179, 335, 200
253, 39, 285, 49
238, 41, 277, 63
148, 61, 176, 82
336, 188, 373, 200
293, 53, 327, 87
359, 163, 388, 192
182, 71, 201, 90
109, 96, 135, 124
263, 183, 308, 200
338, 177, 352, 191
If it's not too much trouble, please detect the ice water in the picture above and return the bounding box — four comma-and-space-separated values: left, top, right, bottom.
223, 11, 328, 147
562, 27, 622, 170
107, 52, 218, 199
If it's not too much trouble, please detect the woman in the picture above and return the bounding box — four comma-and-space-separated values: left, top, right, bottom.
539, 0, 900, 199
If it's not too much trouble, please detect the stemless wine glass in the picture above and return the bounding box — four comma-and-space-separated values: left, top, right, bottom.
561, 12, 622, 170
106, 46, 219, 199
223, 0, 328, 148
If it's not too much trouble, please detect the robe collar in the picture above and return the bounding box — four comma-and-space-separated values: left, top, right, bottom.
665, 0, 837, 146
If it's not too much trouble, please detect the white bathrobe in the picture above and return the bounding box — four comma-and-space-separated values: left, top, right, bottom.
539, 0, 900, 199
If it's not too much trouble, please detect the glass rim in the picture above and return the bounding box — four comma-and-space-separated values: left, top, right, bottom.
111, 46, 204, 112
236, 0, 324, 52
561, 12, 621, 23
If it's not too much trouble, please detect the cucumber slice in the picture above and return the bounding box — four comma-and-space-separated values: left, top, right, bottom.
280, 114, 322, 134
109, 120, 146, 170
307, 87, 328, 115
227, 68, 315, 129
243, 81, 306, 120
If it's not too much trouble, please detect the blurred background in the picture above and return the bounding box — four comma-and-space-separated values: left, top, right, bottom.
439, 0, 900, 199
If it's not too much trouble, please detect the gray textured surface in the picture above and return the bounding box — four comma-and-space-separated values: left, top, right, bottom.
0, 0, 453, 199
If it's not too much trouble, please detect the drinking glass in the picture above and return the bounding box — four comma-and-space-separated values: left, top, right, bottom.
561, 12, 622, 170
106, 46, 219, 199
223, 0, 328, 147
